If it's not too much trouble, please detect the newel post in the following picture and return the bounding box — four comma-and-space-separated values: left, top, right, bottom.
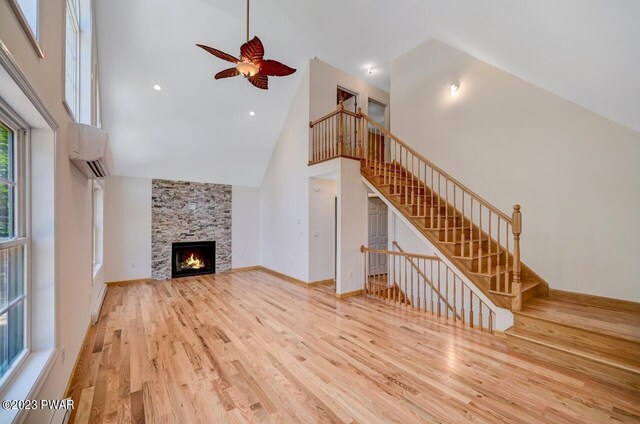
356, 106, 363, 160
337, 100, 344, 156
511, 205, 522, 311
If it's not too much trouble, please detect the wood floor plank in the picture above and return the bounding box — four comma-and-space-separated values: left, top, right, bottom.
67, 270, 640, 423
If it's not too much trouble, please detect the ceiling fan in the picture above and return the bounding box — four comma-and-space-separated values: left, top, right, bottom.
196, 0, 296, 90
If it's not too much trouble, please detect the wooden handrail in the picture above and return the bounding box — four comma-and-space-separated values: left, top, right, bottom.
309, 107, 359, 127
361, 114, 512, 223
361, 243, 494, 332
392, 242, 461, 320
360, 245, 438, 261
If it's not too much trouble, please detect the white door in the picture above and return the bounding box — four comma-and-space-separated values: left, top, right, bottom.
368, 198, 388, 275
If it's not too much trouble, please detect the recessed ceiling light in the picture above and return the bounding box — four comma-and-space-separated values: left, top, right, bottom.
153, 84, 162, 91
450, 83, 459, 96
249, 111, 256, 116
367, 67, 374, 75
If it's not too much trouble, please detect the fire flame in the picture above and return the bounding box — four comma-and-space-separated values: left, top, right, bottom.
184, 253, 205, 269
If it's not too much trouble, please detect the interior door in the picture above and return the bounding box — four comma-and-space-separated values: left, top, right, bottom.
337, 87, 358, 156
368, 198, 388, 275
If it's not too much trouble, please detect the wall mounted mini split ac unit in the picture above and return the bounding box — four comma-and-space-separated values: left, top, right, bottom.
69, 122, 113, 179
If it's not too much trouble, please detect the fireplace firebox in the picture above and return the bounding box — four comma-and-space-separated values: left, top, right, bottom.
171, 241, 216, 278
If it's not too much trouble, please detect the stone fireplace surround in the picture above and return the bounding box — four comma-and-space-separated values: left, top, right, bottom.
151, 179, 231, 280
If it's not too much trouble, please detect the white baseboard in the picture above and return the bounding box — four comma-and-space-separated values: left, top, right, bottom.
90, 284, 107, 325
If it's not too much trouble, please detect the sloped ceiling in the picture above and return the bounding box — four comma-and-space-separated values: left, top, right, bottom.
95, 0, 639, 187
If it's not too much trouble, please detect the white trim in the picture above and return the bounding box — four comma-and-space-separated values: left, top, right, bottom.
90, 283, 106, 324
0, 348, 58, 424
0, 34, 59, 421
6, 0, 44, 59
0, 42, 58, 130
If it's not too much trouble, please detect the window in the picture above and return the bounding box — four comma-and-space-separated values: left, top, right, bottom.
8, 0, 42, 58
0, 119, 28, 382
65, 0, 80, 119
14, 0, 38, 35
92, 181, 103, 276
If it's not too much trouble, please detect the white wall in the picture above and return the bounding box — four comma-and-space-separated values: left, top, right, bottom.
391, 39, 640, 302
309, 58, 390, 124
336, 160, 369, 294
232, 185, 260, 269
259, 68, 311, 281
309, 177, 337, 282
104, 176, 152, 281
259, 59, 390, 283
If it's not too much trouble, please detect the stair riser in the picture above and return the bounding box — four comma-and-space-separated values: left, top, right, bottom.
471, 254, 507, 270
417, 215, 463, 226
453, 240, 501, 256
433, 228, 482, 242
514, 314, 640, 362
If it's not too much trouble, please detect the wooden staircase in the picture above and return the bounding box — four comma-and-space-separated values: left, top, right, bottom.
367, 278, 410, 305
361, 160, 548, 310
309, 102, 640, 389
506, 292, 640, 391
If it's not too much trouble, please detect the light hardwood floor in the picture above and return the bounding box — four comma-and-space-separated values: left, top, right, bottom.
67, 269, 640, 423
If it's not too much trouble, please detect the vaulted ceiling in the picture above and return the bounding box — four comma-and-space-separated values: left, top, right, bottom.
95, 0, 639, 187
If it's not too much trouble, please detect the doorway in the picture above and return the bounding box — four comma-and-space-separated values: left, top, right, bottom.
367, 98, 387, 128
367, 98, 388, 162
336, 86, 359, 157
368, 197, 388, 275
337, 86, 358, 112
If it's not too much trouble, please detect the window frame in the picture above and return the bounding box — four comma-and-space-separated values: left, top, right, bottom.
6, 0, 44, 59
63, 0, 81, 121
0, 108, 31, 391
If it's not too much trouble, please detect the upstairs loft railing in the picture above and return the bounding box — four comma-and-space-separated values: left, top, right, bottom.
310, 101, 524, 311
309, 101, 361, 163
362, 242, 495, 332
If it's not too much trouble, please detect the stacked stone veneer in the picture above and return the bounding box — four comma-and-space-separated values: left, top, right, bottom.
151, 179, 231, 279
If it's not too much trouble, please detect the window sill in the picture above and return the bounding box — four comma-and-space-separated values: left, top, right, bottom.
0, 348, 58, 423
93, 263, 103, 280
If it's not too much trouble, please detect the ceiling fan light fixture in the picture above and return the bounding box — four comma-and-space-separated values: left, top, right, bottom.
195, 0, 296, 90
236, 61, 259, 77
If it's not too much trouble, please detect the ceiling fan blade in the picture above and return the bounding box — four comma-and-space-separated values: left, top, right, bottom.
248, 74, 268, 90
196, 44, 239, 63
260, 60, 296, 77
240, 36, 265, 63
214, 68, 241, 79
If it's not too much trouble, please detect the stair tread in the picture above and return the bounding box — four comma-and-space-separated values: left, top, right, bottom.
506, 327, 640, 373
516, 298, 640, 344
